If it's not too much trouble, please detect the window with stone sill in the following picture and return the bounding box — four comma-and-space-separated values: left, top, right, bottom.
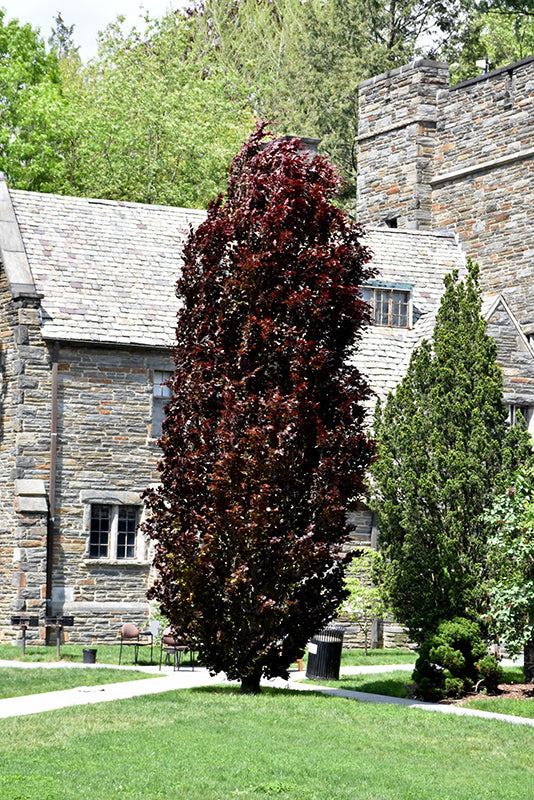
81, 490, 148, 563
362, 285, 411, 329
151, 370, 173, 438
88, 503, 141, 560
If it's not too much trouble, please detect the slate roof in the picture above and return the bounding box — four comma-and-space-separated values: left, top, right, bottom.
1, 184, 465, 397
352, 226, 466, 402
8, 187, 206, 347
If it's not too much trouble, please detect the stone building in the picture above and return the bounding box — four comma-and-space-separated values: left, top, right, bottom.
339, 54, 534, 647
0, 173, 485, 646
344, 226, 534, 647
357, 55, 534, 345
1, 54, 534, 646
0, 177, 204, 643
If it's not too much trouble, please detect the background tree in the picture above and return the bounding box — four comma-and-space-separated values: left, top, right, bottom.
48, 11, 79, 59
57, 13, 253, 207
443, 6, 534, 82
370, 261, 531, 649
0, 10, 70, 192
187, 0, 475, 201
144, 125, 374, 693
338, 548, 386, 654
484, 465, 534, 674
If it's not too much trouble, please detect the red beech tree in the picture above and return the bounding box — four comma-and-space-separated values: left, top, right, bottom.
144, 124, 374, 693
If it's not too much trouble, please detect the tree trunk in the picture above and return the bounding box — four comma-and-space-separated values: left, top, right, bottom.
524, 639, 534, 682
239, 671, 262, 694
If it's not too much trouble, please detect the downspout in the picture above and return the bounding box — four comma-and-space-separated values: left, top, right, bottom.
46, 342, 59, 616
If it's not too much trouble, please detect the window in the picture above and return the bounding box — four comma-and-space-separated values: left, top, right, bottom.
152, 370, 172, 438
89, 504, 140, 560
362, 286, 411, 328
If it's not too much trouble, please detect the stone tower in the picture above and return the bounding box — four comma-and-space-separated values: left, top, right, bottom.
357, 56, 534, 335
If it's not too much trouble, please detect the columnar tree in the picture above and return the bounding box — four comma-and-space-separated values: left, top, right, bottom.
144, 125, 374, 693
370, 261, 530, 647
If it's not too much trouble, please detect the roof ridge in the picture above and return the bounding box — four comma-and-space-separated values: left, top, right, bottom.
9, 188, 207, 216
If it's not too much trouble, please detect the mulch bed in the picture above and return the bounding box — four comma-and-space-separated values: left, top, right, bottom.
406, 681, 534, 704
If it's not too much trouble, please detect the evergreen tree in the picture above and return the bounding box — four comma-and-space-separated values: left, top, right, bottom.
144, 125, 374, 693
370, 261, 531, 647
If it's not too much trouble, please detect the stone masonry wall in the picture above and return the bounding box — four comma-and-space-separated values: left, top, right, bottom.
0, 273, 52, 644
49, 343, 173, 644
0, 274, 19, 639
431, 59, 534, 332
0, 292, 175, 644
357, 59, 450, 229
357, 56, 534, 334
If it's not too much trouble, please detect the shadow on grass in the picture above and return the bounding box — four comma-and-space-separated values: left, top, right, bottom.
348, 677, 410, 698
190, 684, 317, 699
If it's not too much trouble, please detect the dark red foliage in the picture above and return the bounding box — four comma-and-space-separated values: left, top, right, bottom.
144, 123, 375, 692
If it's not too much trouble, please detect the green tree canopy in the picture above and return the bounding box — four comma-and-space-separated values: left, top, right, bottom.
56, 13, 254, 207
0, 10, 70, 192
484, 465, 534, 658
370, 261, 531, 646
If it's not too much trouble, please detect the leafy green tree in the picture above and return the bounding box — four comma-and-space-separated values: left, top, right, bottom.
144, 126, 374, 693
0, 10, 70, 192
338, 548, 386, 654
444, 8, 534, 82
58, 13, 253, 207
370, 261, 531, 649
188, 0, 459, 202
484, 465, 534, 664
48, 11, 79, 59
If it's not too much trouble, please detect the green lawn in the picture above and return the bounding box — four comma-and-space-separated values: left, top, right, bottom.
0, 643, 414, 667
0, 686, 532, 800
305, 668, 413, 698
305, 666, 534, 718
340, 647, 415, 666
0, 643, 156, 666
463, 696, 534, 718
0, 667, 155, 699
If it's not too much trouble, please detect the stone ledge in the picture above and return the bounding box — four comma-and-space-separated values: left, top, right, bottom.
79, 489, 143, 505
431, 147, 534, 186
51, 601, 150, 615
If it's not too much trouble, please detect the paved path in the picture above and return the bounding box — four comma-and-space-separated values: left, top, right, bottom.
0, 659, 532, 727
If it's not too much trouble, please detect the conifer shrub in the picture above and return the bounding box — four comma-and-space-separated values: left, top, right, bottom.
413, 616, 496, 700
370, 261, 531, 698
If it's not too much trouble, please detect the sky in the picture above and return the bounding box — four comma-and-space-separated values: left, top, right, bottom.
0, 1, 185, 61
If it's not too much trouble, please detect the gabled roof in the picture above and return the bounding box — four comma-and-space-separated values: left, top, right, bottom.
3, 182, 205, 348
483, 293, 534, 405
352, 226, 466, 401
0, 183, 465, 369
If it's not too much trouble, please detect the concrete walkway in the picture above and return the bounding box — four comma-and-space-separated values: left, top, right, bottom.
0, 659, 532, 727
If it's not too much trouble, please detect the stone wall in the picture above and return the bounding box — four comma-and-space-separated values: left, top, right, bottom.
48, 342, 173, 643
0, 274, 52, 644
357, 59, 449, 230
0, 288, 175, 644
357, 56, 534, 335
432, 59, 534, 332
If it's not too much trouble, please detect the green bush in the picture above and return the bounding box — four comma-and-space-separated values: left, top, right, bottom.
475, 654, 504, 693
413, 616, 499, 701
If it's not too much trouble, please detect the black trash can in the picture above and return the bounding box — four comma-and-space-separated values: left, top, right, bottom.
82, 648, 97, 664
306, 625, 344, 681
